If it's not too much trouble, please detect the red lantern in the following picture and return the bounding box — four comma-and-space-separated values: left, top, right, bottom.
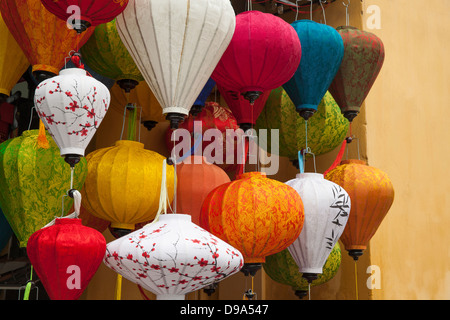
27, 218, 106, 300
212, 11, 301, 104
218, 85, 271, 131
40, 0, 129, 33
176, 155, 230, 225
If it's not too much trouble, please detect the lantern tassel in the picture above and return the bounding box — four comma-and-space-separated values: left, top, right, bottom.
114, 274, 122, 300
23, 266, 33, 300
323, 139, 347, 176
37, 120, 50, 149
354, 260, 359, 300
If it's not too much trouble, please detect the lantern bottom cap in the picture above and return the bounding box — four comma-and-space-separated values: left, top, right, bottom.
299, 267, 322, 274
157, 294, 186, 300
110, 222, 135, 230
60, 147, 85, 158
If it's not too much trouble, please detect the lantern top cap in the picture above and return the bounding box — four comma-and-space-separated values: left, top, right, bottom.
114, 140, 145, 149
336, 25, 359, 31
54, 218, 82, 225
158, 213, 192, 222
59, 67, 88, 77
295, 173, 324, 179
237, 171, 267, 180
340, 159, 367, 166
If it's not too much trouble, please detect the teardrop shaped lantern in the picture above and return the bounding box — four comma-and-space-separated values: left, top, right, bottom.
264, 243, 342, 299
80, 18, 144, 93
200, 172, 304, 276
285, 173, 350, 283
165, 101, 239, 173
81, 140, 174, 236
104, 214, 243, 300
329, 26, 385, 122
191, 78, 216, 117
27, 218, 106, 300
0, 14, 29, 98
34, 67, 111, 167
212, 11, 301, 105
282, 20, 344, 120
325, 160, 394, 260
41, 0, 129, 33
0, 0, 94, 81
217, 85, 271, 132
0, 129, 87, 247
176, 155, 230, 226
116, 0, 236, 129
256, 88, 349, 163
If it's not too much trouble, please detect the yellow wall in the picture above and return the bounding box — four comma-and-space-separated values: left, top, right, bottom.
81, 0, 450, 300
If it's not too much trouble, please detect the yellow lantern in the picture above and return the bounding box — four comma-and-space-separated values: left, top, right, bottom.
81, 140, 174, 236
0, 14, 28, 97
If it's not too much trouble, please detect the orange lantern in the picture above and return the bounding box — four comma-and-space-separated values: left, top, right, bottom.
176, 155, 230, 226
200, 171, 304, 276
0, 0, 94, 81
325, 160, 394, 260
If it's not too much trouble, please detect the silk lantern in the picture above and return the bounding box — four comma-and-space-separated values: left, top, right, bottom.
176, 155, 230, 226
0, 14, 29, 98
104, 214, 244, 300
80, 18, 144, 93
212, 10, 301, 105
326, 160, 394, 260
218, 85, 271, 132
256, 88, 349, 163
34, 67, 111, 167
0, 128, 87, 247
166, 101, 239, 173
116, 0, 236, 129
81, 140, 174, 236
27, 218, 106, 300
200, 171, 304, 276
191, 78, 216, 116
41, 0, 129, 33
0, 0, 94, 81
329, 26, 385, 122
109, 81, 165, 131
283, 20, 344, 120
264, 243, 342, 299
285, 173, 350, 283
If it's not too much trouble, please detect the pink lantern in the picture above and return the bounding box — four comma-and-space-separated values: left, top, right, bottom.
212, 11, 301, 104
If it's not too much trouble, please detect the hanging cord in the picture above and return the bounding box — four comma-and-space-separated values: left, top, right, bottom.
308, 0, 313, 20
295, 0, 300, 20
354, 260, 359, 300
308, 283, 311, 300
300, 120, 317, 174
319, 0, 327, 24
243, 275, 257, 300
115, 274, 123, 300
23, 266, 34, 300
343, 0, 350, 26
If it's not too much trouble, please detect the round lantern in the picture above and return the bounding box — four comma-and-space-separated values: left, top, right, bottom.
264, 243, 342, 299
200, 171, 304, 276
256, 88, 349, 163
0, 129, 87, 247
325, 160, 394, 260
176, 155, 230, 226
166, 101, 240, 173
27, 218, 106, 300
34, 67, 111, 167
80, 18, 144, 93
282, 20, 344, 120
81, 140, 174, 236
212, 10, 301, 105
116, 0, 236, 128
217, 85, 271, 132
0, 14, 29, 98
109, 81, 165, 131
285, 173, 350, 283
104, 214, 244, 300
40, 0, 129, 33
329, 26, 385, 122
0, 0, 94, 81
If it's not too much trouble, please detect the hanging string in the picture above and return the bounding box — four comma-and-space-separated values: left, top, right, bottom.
354, 260, 359, 300
173, 130, 177, 214
319, 0, 327, 25
343, 0, 350, 26
308, 0, 313, 20
295, 1, 300, 21
308, 283, 311, 300
23, 266, 33, 300
115, 274, 123, 300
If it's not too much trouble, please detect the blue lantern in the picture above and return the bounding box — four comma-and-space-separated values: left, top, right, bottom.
190, 78, 216, 116
283, 20, 344, 120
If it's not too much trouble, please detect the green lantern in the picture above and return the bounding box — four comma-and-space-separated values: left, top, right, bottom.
256, 87, 349, 164
0, 129, 87, 247
80, 18, 144, 93
263, 242, 342, 299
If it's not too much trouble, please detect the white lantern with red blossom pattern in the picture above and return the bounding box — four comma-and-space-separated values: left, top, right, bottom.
103, 214, 243, 300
